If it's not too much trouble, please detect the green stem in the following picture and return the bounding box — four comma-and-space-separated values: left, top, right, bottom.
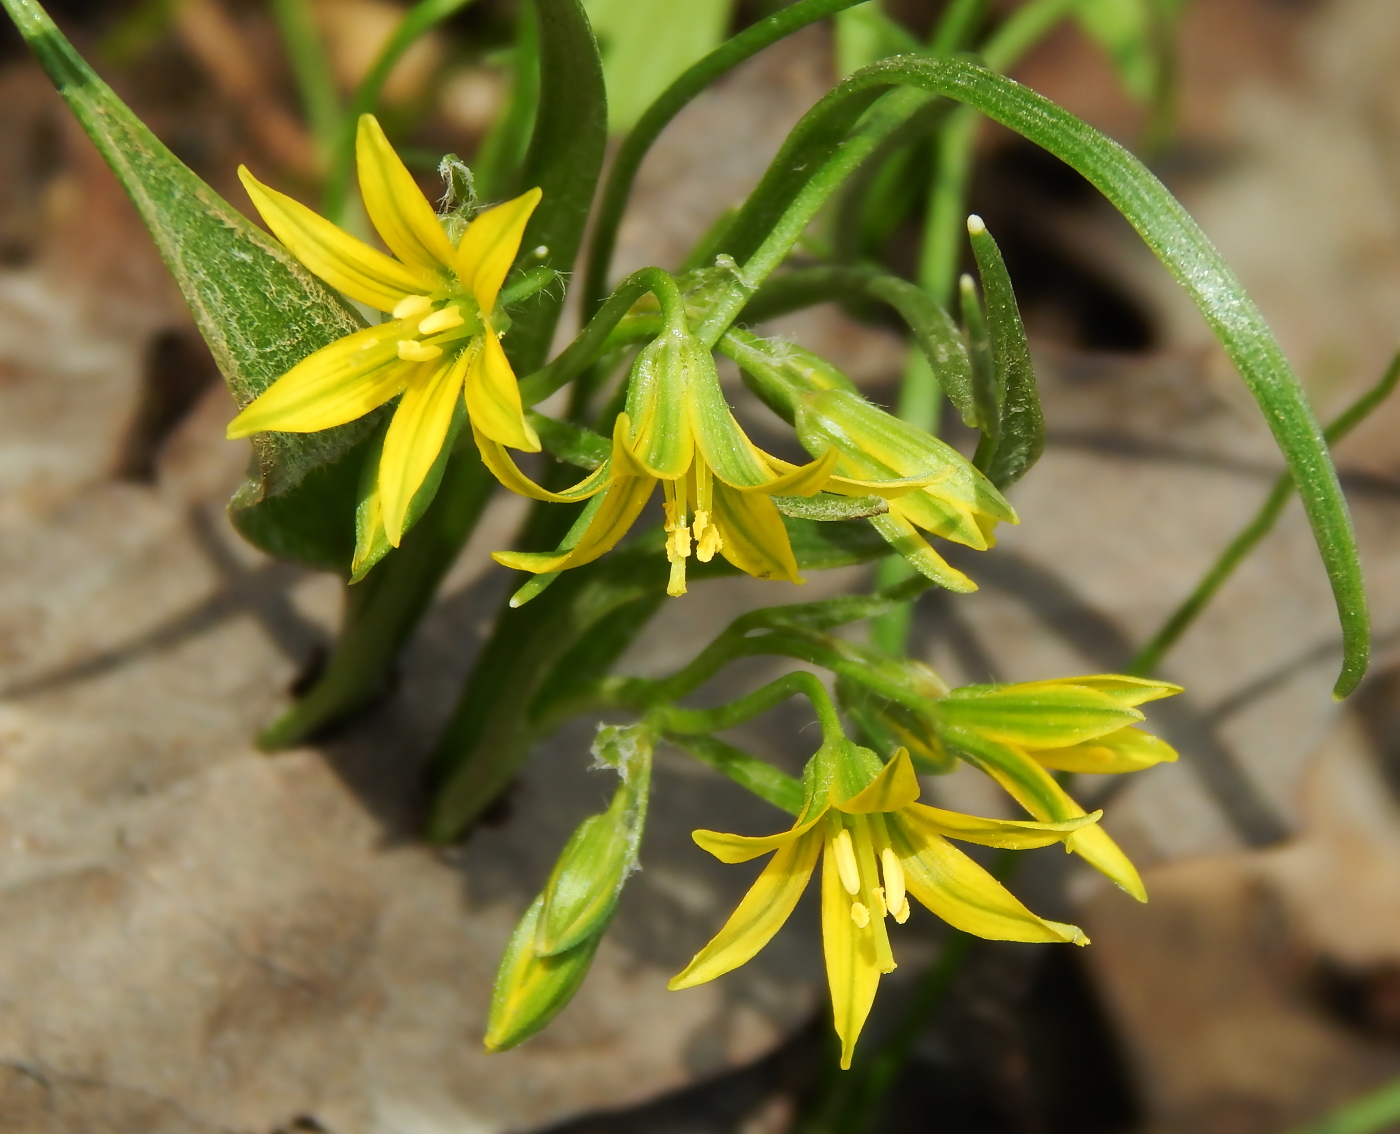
322, 0, 476, 220
927, 0, 988, 56
1130, 350, 1400, 677
268, 0, 340, 168
652, 671, 845, 747
581, 0, 868, 314
662, 734, 804, 815
259, 445, 495, 749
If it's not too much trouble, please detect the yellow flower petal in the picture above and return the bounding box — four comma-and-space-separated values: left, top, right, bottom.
355, 115, 457, 280
822, 840, 883, 1069
890, 818, 1087, 945
710, 482, 801, 583
379, 350, 470, 546
692, 812, 826, 864
669, 829, 821, 990
492, 475, 655, 574
474, 425, 611, 503
871, 511, 977, 593
1011, 675, 1183, 707
458, 187, 542, 314
900, 801, 1100, 849
238, 166, 435, 312
960, 736, 1148, 902
729, 447, 838, 497
1031, 726, 1179, 774
464, 324, 540, 452
834, 747, 921, 814
225, 322, 411, 437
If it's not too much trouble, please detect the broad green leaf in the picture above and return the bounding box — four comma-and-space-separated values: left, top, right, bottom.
968, 215, 1044, 489
485, 892, 604, 1051
0, 0, 374, 515
585, 0, 733, 132
537, 724, 652, 954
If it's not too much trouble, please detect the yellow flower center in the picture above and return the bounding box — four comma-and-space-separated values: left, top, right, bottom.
390, 294, 482, 366
833, 816, 910, 930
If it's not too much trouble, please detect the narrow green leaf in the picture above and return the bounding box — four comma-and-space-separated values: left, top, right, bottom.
773, 494, 888, 522
819, 55, 1367, 696
959, 273, 997, 438
582, 0, 868, 312
507, 0, 608, 372
968, 215, 1044, 489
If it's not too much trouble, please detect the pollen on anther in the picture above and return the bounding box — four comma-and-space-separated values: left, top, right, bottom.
833, 829, 861, 896
393, 294, 433, 320
418, 304, 464, 334
850, 902, 870, 929
398, 339, 442, 362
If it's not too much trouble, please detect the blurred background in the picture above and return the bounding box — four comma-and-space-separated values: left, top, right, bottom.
2, 1, 1400, 1131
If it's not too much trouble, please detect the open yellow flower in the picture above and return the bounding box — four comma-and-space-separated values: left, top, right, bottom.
668, 745, 1095, 1068
481, 308, 937, 596
226, 114, 541, 545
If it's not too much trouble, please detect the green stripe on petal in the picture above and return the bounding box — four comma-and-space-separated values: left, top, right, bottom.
889, 818, 1087, 945
669, 829, 821, 990
941, 726, 1081, 823
379, 350, 470, 546
464, 325, 540, 452
225, 322, 410, 437
939, 684, 1144, 748
712, 482, 801, 582
355, 115, 457, 280
821, 838, 884, 1070
687, 355, 774, 489
625, 329, 696, 479
458, 187, 542, 315
238, 166, 434, 311
1011, 675, 1183, 707
900, 801, 1100, 849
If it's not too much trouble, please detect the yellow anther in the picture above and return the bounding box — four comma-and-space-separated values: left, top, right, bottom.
870, 885, 887, 919
880, 847, 906, 922
850, 901, 870, 929
397, 339, 443, 362
892, 895, 910, 924
392, 294, 433, 320
418, 304, 464, 334
693, 510, 722, 562
833, 829, 861, 896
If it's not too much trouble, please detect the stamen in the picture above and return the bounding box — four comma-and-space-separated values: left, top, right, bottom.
850, 902, 870, 929
667, 555, 688, 597
392, 294, 433, 320
892, 895, 910, 924
870, 885, 887, 919
398, 340, 443, 362
692, 510, 723, 562
833, 828, 861, 896
418, 304, 464, 334
880, 847, 906, 923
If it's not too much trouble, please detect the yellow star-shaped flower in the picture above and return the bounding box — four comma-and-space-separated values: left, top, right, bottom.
226, 114, 541, 546
668, 745, 1095, 1068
